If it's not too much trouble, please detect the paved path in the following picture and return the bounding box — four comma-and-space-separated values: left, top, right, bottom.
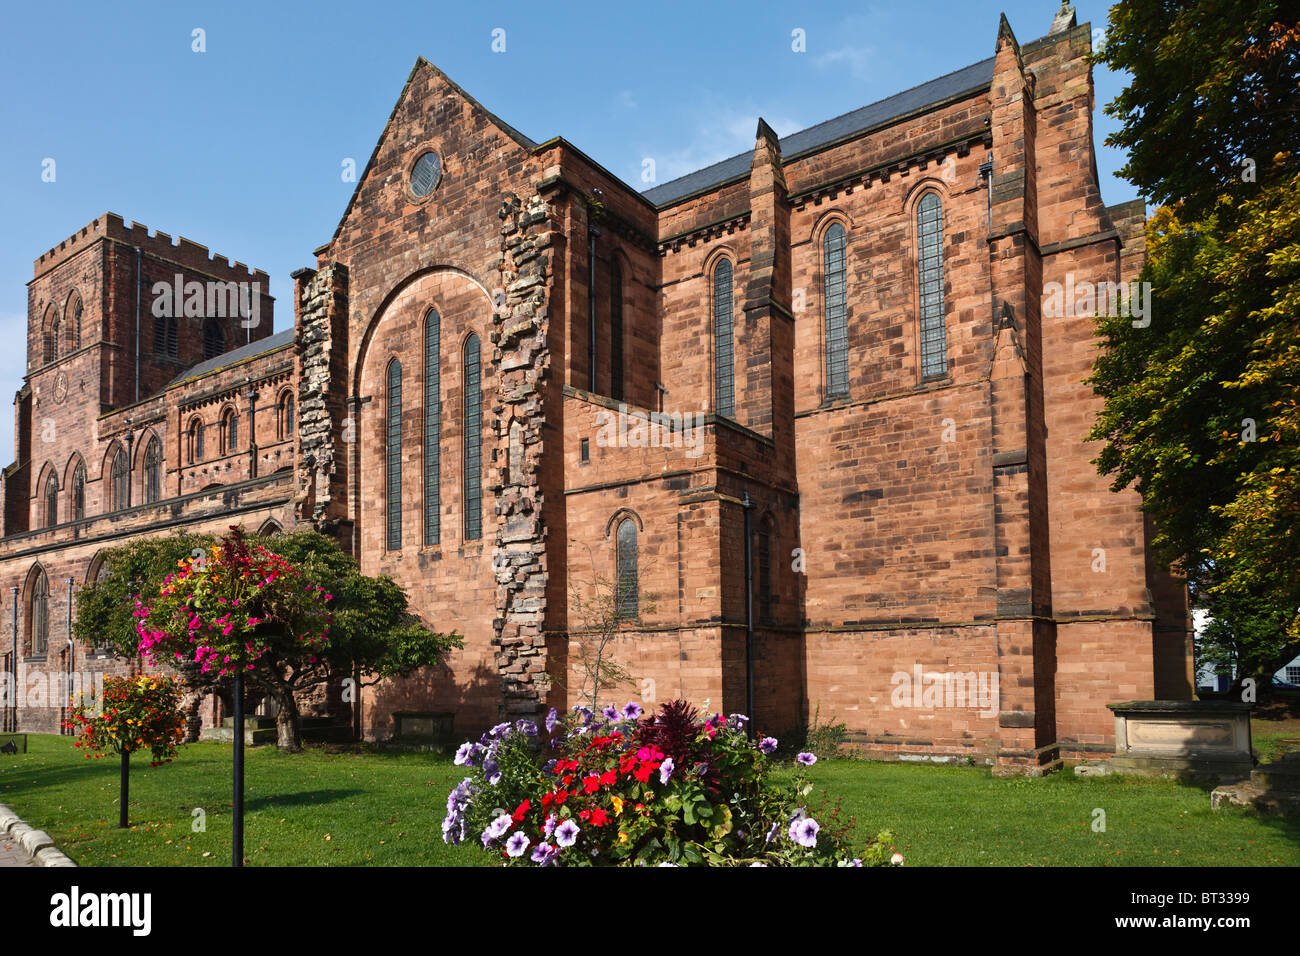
0, 836, 34, 867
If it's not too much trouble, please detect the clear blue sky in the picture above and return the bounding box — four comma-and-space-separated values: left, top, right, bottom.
0, 0, 1136, 461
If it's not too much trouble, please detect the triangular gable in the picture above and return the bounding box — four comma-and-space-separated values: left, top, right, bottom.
322, 57, 539, 253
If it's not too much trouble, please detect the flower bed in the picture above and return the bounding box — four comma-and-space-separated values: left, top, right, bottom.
443, 699, 902, 867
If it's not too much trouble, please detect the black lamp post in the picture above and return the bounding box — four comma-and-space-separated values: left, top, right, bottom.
232, 671, 244, 867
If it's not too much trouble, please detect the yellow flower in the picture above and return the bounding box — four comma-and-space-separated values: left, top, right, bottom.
618, 831, 628, 844
611, 796, 624, 816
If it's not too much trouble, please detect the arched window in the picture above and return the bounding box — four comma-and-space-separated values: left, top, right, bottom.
50, 317, 62, 363
42, 305, 57, 364
143, 436, 162, 504
615, 518, 638, 618
823, 222, 849, 398
386, 359, 403, 551
917, 192, 947, 378
713, 259, 735, 418
44, 473, 58, 527
223, 408, 239, 454
71, 462, 86, 521
277, 392, 295, 439
188, 418, 205, 462
463, 334, 482, 541
155, 313, 178, 358
67, 292, 82, 350
758, 514, 774, 624
31, 569, 49, 657
610, 260, 625, 402
423, 310, 441, 547
110, 448, 128, 511
203, 320, 225, 360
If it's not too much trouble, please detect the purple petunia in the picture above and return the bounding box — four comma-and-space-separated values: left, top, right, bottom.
545, 707, 559, 734
729, 713, 748, 729
758, 737, 778, 755
543, 813, 558, 838
454, 742, 479, 766
659, 756, 675, 785
505, 831, 531, 857
789, 817, 820, 848
482, 813, 513, 847
602, 705, 621, 722
622, 701, 643, 721
796, 751, 817, 766
516, 719, 538, 736
554, 818, 580, 848
765, 822, 781, 844
531, 842, 556, 865
489, 721, 512, 739
572, 705, 593, 725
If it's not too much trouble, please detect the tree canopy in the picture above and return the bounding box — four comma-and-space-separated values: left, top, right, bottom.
1089, 1, 1300, 689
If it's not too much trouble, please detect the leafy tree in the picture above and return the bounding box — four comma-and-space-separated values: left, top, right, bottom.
66, 674, 186, 827
1095, 1, 1300, 220
1088, 4, 1300, 694
78, 526, 462, 750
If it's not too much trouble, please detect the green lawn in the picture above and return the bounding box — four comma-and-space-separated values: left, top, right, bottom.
1, 734, 1296, 866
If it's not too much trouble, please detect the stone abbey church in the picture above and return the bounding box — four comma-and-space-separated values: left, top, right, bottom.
0, 6, 1193, 772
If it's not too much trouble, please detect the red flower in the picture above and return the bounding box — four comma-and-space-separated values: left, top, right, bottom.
553, 789, 569, 805
562, 774, 574, 787
582, 774, 601, 795
589, 808, 609, 827
599, 770, 616, 786
513, 800, 530, 822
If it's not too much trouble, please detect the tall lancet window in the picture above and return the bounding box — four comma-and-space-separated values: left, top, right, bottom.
713, 259, 735, 418
423, 310, 442, 547
463, 334, 483, 541
917, 192, 948, 378
386, 359, 403, 551
823, 223, 849, 397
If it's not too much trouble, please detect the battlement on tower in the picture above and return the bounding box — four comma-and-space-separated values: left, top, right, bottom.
33, 212, 270, 286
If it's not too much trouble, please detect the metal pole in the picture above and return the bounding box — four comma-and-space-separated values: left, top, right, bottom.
119, 750, 129, 828
9, 587, 17, 735
742, 491, 755, 733
232, 672, 244, 867
65, 577, 74, 736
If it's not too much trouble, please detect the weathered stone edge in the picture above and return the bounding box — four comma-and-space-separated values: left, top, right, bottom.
0, 803, 76, 867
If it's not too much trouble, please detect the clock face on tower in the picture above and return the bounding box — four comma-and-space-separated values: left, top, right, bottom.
53, 371, 68, 405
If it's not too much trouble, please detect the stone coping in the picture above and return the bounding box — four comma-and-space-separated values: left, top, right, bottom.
1107, 700, 1253, 714
0, 802, 76, 867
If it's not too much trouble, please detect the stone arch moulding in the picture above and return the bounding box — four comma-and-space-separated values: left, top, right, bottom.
604, 507, 644, 537
62, 451, 86, 490
809, 207, 853, 245
132, 427, 163, 471
350, 265, 496, 400
903, 178, 952, 384
98, 440, 125, 482
700, 243, 738, 280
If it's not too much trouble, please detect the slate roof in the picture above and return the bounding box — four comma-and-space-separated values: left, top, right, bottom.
167, 327, 295, 387
641, 56, 997, 207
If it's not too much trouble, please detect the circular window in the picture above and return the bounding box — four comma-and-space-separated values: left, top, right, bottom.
410, 151, 442, 197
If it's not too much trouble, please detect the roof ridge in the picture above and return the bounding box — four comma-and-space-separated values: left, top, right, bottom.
643, 54, 997, 204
